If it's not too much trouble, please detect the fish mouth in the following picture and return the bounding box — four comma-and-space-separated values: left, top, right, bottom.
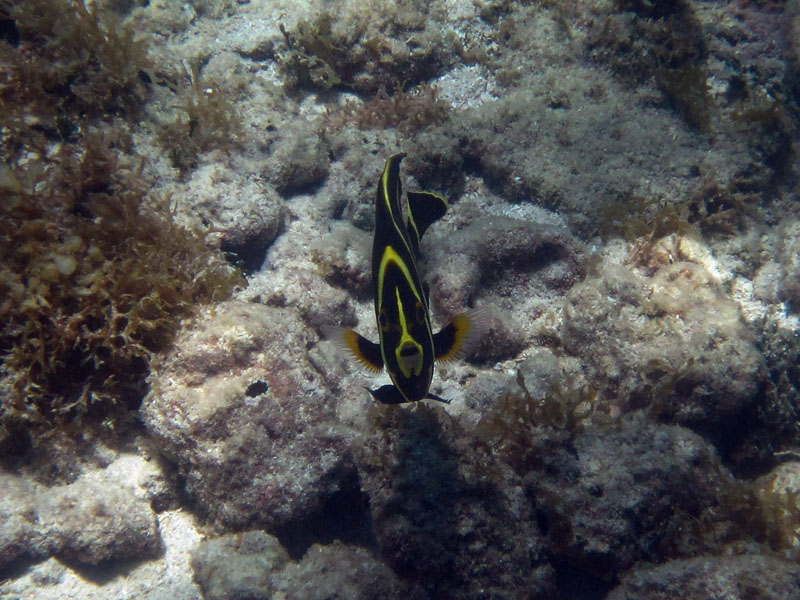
399, 346, 418, 358
397, 342, 423, 377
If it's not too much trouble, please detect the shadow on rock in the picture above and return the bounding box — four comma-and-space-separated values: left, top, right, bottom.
355, 403, 555, 600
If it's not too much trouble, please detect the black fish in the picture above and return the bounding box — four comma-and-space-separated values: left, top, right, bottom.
324, 153, 483, 404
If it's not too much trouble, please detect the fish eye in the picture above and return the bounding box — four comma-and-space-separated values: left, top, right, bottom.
378, 310, 390, 332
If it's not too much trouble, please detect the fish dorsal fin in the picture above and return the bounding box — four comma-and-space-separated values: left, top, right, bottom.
406, 190, 448, 255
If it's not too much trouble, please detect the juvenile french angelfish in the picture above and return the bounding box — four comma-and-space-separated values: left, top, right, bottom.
323, 153, 484, 404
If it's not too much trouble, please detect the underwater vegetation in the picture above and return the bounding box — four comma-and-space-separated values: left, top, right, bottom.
323, 83, 450, 135
588, 0, 796, 180
278, 2, 457, 95
588, 0, 711, 131
0, 0, 242, 450
155, 61, 244, 175
0, 137, 242, 448
475, 369, 604, 473
2, 0, 800, 597
0, 0, 150, 126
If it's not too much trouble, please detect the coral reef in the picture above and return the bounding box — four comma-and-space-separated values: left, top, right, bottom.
561, 249, 766, 459
2, 0, 800, 598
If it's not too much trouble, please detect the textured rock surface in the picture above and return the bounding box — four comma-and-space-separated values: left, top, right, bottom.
0, 470, 159, 569
191, 531, 290, 600
247, 216, 361, 332
191, 533, 406, 600
0, 508, 203, 600
3, 0, 800, 598
262, 121, 330, 195
607, 554, 800, 600
779, 219, 800, 311
427, 216, 584, 319
143, 301, 357, 532
176, 162, 287, 274
528, 414, 740, 582
275, 541, 407, 600
562, 253, 766, 448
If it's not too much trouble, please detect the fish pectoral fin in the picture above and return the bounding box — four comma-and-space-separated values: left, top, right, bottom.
367, 385, 409, 404
320, 326, 384, 372
433, 307, 489, 363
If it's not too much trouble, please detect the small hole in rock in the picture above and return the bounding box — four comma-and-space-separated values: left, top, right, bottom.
246, 380, 268, 397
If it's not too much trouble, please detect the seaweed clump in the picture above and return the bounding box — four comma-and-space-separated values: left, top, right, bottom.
155, 62, 243, 174
476, 369, 609, 474
588, 0, 711, 131
753, 465, 800, 560
597, 176, 760, 247
0, 0, 151, 128
0, 0, 243, 448
278, 3, 456, 95
0, 136, 243, 445
323, 83, 450, 135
